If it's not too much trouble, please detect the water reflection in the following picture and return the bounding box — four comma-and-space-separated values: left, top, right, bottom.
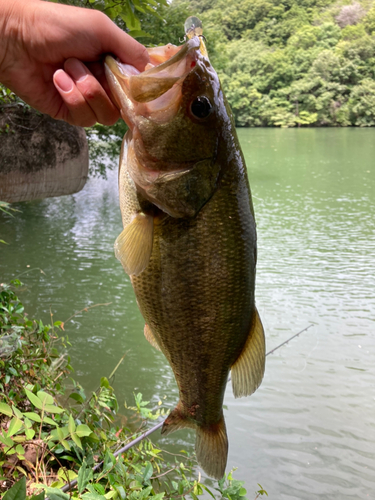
0, 128, 374, 499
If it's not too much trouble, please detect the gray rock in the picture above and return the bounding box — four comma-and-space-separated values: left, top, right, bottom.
0, 107, 88, 202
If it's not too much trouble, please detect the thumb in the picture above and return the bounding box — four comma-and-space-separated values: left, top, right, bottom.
97, 14, 149, 71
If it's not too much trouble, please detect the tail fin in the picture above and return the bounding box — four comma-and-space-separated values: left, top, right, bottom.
161, 402, 228, 480
195, 414, 228, 480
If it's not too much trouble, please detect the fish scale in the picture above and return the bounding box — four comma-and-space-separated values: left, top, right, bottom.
131, 154, 255, 425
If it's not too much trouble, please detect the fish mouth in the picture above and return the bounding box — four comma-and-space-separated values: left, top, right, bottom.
105, 36, 206, 127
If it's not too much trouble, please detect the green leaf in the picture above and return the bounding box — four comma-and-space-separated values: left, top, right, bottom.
43, 416, 58, 426
100, 377, 109, 389
257, 484, 268, 496
93, 484, 105, 495
0, 402, 13, 417
113, 485, 126, 500
129, 480, 142, 490
25, 389, 43, 410
42, 488, 69, 500
37, 391, 54, 405
12, 435, 25, 443
25, 428, 35, 440
69, 393, 84, 404
7, 417, 23, 437
0, 433, 14, 447
143, 461, 153, 482
76, 424, 92, 437
151, 494, 164, 500
81, 494, 106, 500
78, 461, 93, 494
58, 468, 77, 481
12, 406, 23, 420
71, 432, 82, 449
29, 493, 45, 500
202, 485, 216, 499
60, 439, 71, 451
3, 476, 26, 500
194, 484, 203, 495
178, 482, 184, 495
23, 412, 41, 422
16, 444, 25, 460
104, 492, 116, 500
56, 427, 68, 440
218, 476, 225, 490
68, 415, 76, 434
44, 404, 64, 414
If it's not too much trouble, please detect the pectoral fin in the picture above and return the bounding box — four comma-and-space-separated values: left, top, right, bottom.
144, 324, 162, 351
114, 213, 154, 276
231, 307, 265, 398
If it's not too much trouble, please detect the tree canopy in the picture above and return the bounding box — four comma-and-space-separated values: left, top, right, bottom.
138, 0, 375, 127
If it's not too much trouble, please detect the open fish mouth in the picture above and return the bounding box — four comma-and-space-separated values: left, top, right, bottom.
104, 36, 205, 126
105, 31, 219, 218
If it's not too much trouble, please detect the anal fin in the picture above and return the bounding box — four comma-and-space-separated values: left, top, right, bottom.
231, 307, 265, 398
161, 403, 228, 480
114, 213, 153, 276
144, 324, 161, 351
161, 401, 195, 436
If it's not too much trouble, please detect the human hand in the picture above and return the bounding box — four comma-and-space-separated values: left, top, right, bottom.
0, 0, 149, 126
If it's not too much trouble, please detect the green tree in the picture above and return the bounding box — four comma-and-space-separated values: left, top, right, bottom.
349, 78, 375, 126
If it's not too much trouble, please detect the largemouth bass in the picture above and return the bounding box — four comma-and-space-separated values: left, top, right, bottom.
104, 33, 265, 480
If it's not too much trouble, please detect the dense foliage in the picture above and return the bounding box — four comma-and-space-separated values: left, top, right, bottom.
138, 0, 375, 127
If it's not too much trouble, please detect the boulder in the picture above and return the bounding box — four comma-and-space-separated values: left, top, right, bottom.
0, 107, 88, 202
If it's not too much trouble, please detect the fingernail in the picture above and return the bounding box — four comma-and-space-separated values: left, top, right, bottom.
67, 59, 89, 83
54, 70, 74, 93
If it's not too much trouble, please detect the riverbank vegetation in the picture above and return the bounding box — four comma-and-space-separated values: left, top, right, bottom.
0, 280, 266, 499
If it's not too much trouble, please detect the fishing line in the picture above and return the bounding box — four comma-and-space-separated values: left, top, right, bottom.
227, 323, 313, 382
294, 329, 319, 373
58, 323, 313, 495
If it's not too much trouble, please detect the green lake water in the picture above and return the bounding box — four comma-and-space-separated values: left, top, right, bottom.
1, 128, 374, 499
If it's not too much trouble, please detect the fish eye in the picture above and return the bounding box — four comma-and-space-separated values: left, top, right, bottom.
190, 96, 212, 119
